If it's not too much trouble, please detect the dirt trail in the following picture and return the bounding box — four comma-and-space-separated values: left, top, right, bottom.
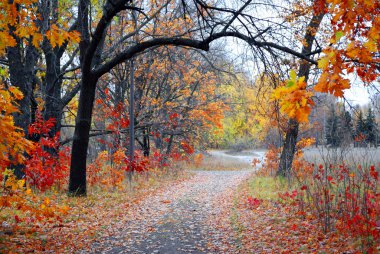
85, 151, 263, 254
209, 150, 266, 165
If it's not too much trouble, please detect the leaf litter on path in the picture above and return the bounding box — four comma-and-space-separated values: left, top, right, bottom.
84, 170, 253, 254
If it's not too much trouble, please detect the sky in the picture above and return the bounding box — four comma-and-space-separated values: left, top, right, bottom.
344, 85, 370, 106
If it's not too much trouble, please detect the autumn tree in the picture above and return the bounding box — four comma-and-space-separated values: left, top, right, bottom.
0, 85, 32, 172
1, 0, 79, 136
91, 46, 228, 161
1, 0, 80, 182
212, 72, 287, 149
68, 0, 325, 195
276, 2, 326, 177
273, 0, 380, 175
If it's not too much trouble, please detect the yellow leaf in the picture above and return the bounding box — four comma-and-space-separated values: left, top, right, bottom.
32, 33, 43, 48
17, 179, 25, 189
335, 31, 344, 42
363, 40, 377, 53
289, 69, 297, 82
9, 86, 23, 100
318, 57, 329, 70
346, 42, 360, 58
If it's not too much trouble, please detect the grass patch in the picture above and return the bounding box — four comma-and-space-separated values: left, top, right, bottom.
230, 206, 244, 251
246, 176, 288, 201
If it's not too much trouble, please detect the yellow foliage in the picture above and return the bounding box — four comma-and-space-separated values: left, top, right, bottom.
45, 24, 80, 48
317, 57, 329, 70
272, 71, 314, 123
0, 0, 79, 55
0, 84, 33, 171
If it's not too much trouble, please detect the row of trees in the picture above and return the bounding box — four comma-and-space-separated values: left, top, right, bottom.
326, 106, 379, 147
1, 0, 379, 195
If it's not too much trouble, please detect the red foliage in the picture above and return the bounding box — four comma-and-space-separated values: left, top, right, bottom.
247, 196, 262, 209
180, 141, 194, 155
312, 0, 327, 14
113, 149, 150, 173
25, 113, 70, 191
285, 161, 380, 252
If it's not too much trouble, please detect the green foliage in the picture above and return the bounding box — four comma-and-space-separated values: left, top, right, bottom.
365, 108, 378, 147
355, 108, 379, 147
356, 110, 366, 138
325, 107, 343, 147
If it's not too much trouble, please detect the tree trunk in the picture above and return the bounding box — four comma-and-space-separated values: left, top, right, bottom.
68, 75, 97, 195
7, 42, 38, 179
142, 128, 150, 157
278, 119, 299, 177
7, 46, 37, 134
277, 10, 325, 177
43, 50, 64, 145
68, 0, 91, 195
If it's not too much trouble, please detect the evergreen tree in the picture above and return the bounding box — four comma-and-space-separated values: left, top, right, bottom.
365, 107, 378, 147
340, 110, 354, 143
326, 107, 342, 147
355, 110, 366, 146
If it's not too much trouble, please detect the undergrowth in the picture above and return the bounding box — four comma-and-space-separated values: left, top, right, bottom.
248, 140, 380, 253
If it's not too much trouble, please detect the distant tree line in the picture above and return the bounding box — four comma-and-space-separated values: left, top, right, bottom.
325, 106, 378, 148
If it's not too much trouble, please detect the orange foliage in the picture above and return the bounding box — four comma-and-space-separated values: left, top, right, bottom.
193, 153, 203, 167
258, 146, 281, 176
292, 138, 316, 179
0, 84, 33, 173
87, 149, 157, 189
272, 70, 314, 123
315, 0, 380, 96
278, 1, 379, 123
0, 87, 69, 232
0, 0, 79, 56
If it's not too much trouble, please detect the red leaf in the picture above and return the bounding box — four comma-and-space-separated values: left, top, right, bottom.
15, 215, 21, 223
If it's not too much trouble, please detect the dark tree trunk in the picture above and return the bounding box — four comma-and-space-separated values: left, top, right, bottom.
68, 76, 97, 195
68, 0, 91, 196
7, 40, 38, 179
43, 49, 63, 137
142, 128, 150, 157
7, 46, 38, 134
277, 119, 299, 177
277, 10, 325, 177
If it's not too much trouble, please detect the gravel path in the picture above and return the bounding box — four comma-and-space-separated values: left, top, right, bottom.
87, 171, 250, 253
85, 152, 264, 254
